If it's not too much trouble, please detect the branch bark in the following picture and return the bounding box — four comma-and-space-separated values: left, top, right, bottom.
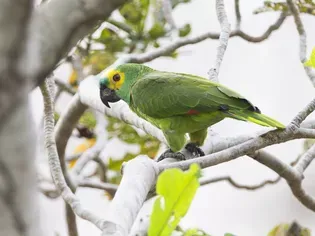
0, 0, 33, 127
286, 0, 315, 86
208, 0, 231, 81
20, 0, 127, 84
102, 156, 159, 236
0, 100, 43, 236
40, 77, 107, 230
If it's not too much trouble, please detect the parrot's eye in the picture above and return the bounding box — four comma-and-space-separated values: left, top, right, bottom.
113, 73, 121, 82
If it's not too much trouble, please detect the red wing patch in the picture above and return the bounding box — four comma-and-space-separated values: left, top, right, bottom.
187, 109, 200, 115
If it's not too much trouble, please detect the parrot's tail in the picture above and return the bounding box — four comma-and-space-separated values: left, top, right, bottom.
226, 109, 285, 129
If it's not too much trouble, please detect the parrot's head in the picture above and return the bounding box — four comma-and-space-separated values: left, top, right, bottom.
99, 63, 153, 108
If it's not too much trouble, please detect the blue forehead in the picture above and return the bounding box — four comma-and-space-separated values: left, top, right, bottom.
99, 77, 109, 87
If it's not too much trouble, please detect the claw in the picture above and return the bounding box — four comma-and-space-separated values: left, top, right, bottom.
185, 143, 205, 157
157, 149, 186, 162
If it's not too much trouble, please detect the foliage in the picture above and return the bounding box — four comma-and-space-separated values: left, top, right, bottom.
91, 0, 193, 56
83, 51, 116, 74
68, 69, 79, 88
254, 0, 315, 15
148, 163, 201, 236
68, 138, 96, 168
174, 227, 211, 236
304, 47, 315, 69
267, 221, 311, 236
78, 111, 97, 130
54, 112, 60, 124
106, 116, 161, 184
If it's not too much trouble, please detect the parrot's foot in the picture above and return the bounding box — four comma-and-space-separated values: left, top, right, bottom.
185, 143, 205, 157
157, 149, 186, 162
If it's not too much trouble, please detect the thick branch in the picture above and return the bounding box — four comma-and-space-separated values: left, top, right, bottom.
19, 0, 127, 85
0, 0, 33, 126
158, 128, 315, 172
102, 156, 159, 236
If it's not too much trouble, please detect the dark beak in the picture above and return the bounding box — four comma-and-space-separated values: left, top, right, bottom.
100, 84, 121, 108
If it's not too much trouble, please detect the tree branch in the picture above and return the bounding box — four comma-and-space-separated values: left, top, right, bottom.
19, 0, 127, 84
54, 77, 76, 95
289, 97, 315, 130
286, 0, 315, 86
102, 156, 159, 236
200, 175, 281, 190
234, 0, 241, 30
79, 179, 118, 197
55, 94, 87, 190
0, 0, 33, 127
162, 0, 176, 29
40, 77, 106, 230
295, 143, 315, 174
126, 13, 285, 64
208, 0, 231, 81
234, 12, 287, 43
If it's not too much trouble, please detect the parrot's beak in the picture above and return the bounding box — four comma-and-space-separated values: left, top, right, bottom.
99, 84, 121, 108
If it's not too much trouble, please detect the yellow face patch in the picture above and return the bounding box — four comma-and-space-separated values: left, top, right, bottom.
105, 69, 125, 90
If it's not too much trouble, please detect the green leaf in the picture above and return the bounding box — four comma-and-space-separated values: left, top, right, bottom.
79, 111, 97, 129
178, 24, 191, 37
304, 47, 315, 68
108, 153, 135, 171
84, 51, 116, 74
268, 222, 311, 236
254, 1, 315, 16
183, 228, 210, 236
148, 163, 201, 236
95, 28, 127, 52
149, 23, 167, 39
54, 112, 60, 124
119, 0, 150, 32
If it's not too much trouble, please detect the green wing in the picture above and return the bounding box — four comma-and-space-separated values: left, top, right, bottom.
130, 71, 258, 118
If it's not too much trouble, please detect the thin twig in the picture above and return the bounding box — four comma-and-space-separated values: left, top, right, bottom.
200, 175, 281, 190
208, 0, 231, 81
288, 97, 315, 130
295, 143, 315, 174
162, 0, 176, 29
286, 0, 315, 85
234, 12, 286, 43
234, 0, 241, 30
40, 77, 106, 230
78, 179, 118, 197
54, 78, 76, 95
125, 14, 285, 65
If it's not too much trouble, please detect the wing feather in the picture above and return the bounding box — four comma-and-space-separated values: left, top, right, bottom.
130, 71, 256, 118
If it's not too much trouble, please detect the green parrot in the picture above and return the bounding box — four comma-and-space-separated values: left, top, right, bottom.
99, 63, 285, 160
